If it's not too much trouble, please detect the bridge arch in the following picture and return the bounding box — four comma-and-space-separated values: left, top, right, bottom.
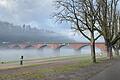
32, 44, 48, 49
14, 44, 21, 48
76, 44, 89, 50
8, 44, 20, 49
18, 44, 33, 49
38, 45, 48, 49
60, 45, 75, 56
76, 45, 105, 56
55, 43, 69, 50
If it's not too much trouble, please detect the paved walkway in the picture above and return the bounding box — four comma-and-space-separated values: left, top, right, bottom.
89, 61, 120, 80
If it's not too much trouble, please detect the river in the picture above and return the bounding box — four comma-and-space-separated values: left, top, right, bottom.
0, 46, 102, 62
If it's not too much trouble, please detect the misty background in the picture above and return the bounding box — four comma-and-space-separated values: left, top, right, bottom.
0, 0, 104, 62
0, 21, 76, 43
0, 0, 104, 43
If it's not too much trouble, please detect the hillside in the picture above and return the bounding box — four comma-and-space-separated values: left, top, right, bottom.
0, 21, 76, 43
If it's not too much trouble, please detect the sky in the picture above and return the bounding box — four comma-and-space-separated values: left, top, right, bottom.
0, 0, 116, 42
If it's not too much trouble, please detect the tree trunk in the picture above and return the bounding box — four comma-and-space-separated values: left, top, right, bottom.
113, 47, 119, 56
109, 46, 113, 59
115, 49, 119, 56
91, 32, 96, 63
106, 43, 113, 59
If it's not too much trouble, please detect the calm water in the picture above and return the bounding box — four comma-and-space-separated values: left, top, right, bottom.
0, 46, 101, 61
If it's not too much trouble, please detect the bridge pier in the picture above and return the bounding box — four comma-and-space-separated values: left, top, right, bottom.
73, 49, 80, 55
38, 48, 44, 51
54, 48, 60, 57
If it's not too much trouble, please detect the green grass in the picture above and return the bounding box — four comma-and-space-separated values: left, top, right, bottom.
4, 55, 88, 64
38, 57, 92, 73
0, 55, 109, 79
0, 72, 46, 79
0, 56, 92, 79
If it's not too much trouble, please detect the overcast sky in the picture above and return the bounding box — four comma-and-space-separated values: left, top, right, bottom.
0, 0, 58, 29
0, 0, 119, 42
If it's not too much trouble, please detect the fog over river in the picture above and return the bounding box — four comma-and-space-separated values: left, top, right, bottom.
0, 46, 102, 62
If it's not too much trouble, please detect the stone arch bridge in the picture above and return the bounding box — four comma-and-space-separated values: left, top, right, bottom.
7, 42, 107, 52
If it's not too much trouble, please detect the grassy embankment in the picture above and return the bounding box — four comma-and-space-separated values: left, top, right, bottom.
0, 55, 108, 79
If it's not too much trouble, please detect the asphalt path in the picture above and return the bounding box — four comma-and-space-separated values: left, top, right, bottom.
89, 60, 120, 80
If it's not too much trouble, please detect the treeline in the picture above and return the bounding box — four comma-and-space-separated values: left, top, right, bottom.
54, 0, 120, 62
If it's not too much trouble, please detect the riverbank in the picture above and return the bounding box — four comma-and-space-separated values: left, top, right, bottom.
0, 55, 118, 80
0, 55, 91, 70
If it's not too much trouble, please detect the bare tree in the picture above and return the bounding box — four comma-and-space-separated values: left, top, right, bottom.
96, 0, 120, 59
113, 14, 120, 56
53, 0, 101, 63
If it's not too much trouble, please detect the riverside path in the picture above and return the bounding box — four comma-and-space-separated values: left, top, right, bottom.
89, 60, 120, 80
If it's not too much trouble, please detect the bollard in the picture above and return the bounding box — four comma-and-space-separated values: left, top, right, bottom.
1, 62, 4, 64
20, 56, 23, 65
